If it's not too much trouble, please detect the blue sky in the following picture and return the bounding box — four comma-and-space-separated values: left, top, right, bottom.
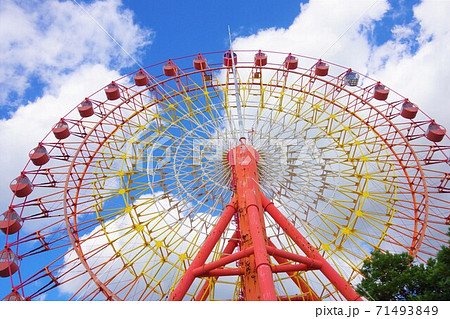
0, 0, 439, 115
1, 0, 450, 302
124, 0, 304, 54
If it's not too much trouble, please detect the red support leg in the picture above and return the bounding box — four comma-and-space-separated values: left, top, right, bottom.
195, 231, 240, 301
168, 198, 237, 301
202, 268, 244, 277
246, 202, 277, 300
261, 193, 362, 301
267, 239, 320, 301
193, 247, 254, 277
266, 245, 322, 268
170, 140, 362, 301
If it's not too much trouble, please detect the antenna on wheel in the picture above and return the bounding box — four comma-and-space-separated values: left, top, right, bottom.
228, 26, 246, 142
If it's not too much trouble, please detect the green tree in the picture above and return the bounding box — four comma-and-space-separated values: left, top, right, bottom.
356, 232, 450, 301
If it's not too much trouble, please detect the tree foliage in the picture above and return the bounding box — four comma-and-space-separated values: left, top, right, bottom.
356, 232, 450, 301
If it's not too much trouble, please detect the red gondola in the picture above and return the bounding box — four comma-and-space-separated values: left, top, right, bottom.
0, 208, 22, 235
29, 144, 49, 166
10, 174, 33, 198
52, 120, 70, 140
315, 60, 329, 76
0, 249, 19, 277
134, 70, 149, 86
104, 82, 121, 100
400, 100, 419, 119
163, 60, 177, 76
374, 83, 389, 101
426, 122, 446, 142
223, 51, 237, 67
78, 99, 94, 117
193, 54, 207, 70
254, 51, 267, 67
284, 54, 298, 70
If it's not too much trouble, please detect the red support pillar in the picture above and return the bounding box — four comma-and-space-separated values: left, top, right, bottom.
195, 231, 240, 301
168, 198, 237, 301
260, 193, 362, 301
170, 140, 362, 301
267, 239, 320, 301
229, 140, 277, 301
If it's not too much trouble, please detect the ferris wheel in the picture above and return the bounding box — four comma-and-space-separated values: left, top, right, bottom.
0, 50, 449, 301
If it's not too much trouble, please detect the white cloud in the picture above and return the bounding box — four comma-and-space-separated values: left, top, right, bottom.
231, 0, 449, 129
370, 0, 450, 129
57, 193, 236, 300
0, 0, 152, 206
232, 0, 389, 73
414, 0, 450, 39
391, 25, 415, 40
0, 0, 152, 107
0, 64, 121, 206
